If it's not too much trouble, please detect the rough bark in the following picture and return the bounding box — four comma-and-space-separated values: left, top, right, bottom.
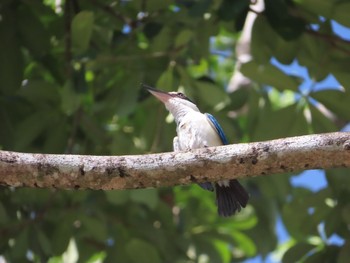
0, 132, 350, 190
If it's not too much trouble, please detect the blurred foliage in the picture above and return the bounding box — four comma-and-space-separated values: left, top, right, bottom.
0, 0, 350, 262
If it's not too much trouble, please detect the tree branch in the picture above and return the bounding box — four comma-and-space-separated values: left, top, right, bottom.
1, 132, 350, 190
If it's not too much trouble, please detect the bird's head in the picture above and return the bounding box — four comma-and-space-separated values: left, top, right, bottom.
143, 84, 199, 120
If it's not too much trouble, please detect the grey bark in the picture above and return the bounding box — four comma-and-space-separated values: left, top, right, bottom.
0, 132, 350, 190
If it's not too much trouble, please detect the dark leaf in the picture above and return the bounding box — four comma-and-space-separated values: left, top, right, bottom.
282, 243, 316, 263
125, 239, 162, 263
217, 0, 249, 21
265, 0, 305, 40
17, 5, 51, 58
0, 7, 23, 94
72, 11, 94, 54
311, 90, 350, 121
241, 60, 300, 91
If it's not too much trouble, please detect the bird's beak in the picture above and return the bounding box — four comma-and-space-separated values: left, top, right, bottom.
142, 84, 172, 103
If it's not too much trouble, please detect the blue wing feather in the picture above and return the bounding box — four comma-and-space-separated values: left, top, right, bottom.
197, 113, 228, 192
205, 113, 229, 145
205, 114, 249, 216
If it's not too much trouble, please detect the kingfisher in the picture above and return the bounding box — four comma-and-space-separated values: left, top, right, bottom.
143, 84, 249, 217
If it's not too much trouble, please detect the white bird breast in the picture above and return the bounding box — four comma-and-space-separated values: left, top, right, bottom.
174, 111, 223, 151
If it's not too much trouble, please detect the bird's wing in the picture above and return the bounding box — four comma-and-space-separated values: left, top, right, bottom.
205, 113, 229, 145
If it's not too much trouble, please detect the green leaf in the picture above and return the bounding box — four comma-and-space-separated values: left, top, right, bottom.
145, 0, 171, 12
130, 189, 159, 210
331, 71, 350, 93
105, 190, 130, 205
220, 213, 258, 231
51, 221, 72, 255
251, 104, 308, 141
125, 239, 161, 263
87, 251, 107, 263
338, 242, 350, 263
14, 111, 53, 150
274, 37, 298, 65
144, 22, 163, 39
18, 80, 60, 105
341, 204, 350, 224
245, 195, 277, 257
329, 55, 350, 92
175, 29, 193, 48
265, 0, 305, 40
294, 0, 335, 18
17, 5, 51, 58
241, 60, 300, 91
332, 2, 350, 27
72, 11, 94, 53
60, 81, 81, 116
151, 26, 173, 52
283, 188, 332, 240
48, 256, 64, 263
194, 20, 214, 58
251, 16, 278, 63
326, 168, 350, 196
309, 103, 338, 133
81, 216, 108, 241
187, 58, 209, 78
311, 89, 350, 120
194, 238, 225, 263
115, 78, 140, 116
43, 117, 69, 153
228, 87, 250, 110
217, 0, 249, 21
177, 65, 196, 90
12, 229, 29, 260
0, 8, 23, 94
307, 246, 341, 263
324, 206, 347, 238
297, 33, 331, 81
196, 80, 230, 109
37, 230, 52, 255
255, 174, 292, 204
156, 67, 174, 90
213, 239, 231, 263
0, 202, 9, 224
268, 88, 296, 109
282, 243, 316, 263
231, 230, 256, 256
188, 0, 212, 17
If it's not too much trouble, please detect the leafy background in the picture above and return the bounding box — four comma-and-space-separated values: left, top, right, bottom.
1, 0, 350, 262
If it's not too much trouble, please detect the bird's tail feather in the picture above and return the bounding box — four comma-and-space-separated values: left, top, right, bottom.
215, 180, 249, 217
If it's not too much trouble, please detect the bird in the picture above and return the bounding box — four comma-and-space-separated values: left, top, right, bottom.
143, 84, 249, 217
